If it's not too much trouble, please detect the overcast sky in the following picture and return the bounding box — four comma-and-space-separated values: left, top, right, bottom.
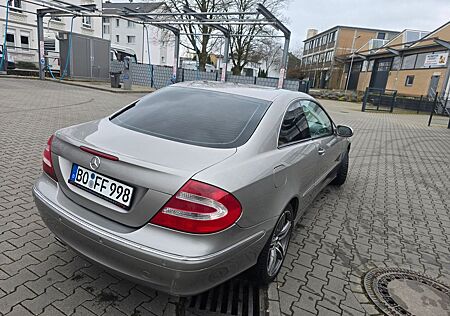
284, 0, 450, 50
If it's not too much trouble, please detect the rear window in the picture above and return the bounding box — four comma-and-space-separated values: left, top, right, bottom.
111, 87, 271, 148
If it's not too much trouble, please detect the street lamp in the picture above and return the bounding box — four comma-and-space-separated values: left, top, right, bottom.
344, 30, 361, 93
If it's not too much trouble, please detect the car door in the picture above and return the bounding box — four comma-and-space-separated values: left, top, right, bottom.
301, 100, 342, 186
277, 100, 322, 212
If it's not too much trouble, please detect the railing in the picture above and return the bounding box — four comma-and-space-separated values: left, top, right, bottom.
362, 87, 397, 113
428, 92, 450, 129
110, 60, 310, 93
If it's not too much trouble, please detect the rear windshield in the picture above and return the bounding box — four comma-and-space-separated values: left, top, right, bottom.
111, 87, 271, 148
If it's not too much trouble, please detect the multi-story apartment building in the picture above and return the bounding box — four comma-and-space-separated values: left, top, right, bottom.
342, 22, 450, 97
301, 26, 399, 89
0, 0, 102, 69
102, 1, 174, 66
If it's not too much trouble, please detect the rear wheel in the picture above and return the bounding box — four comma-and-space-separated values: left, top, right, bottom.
252, 204, 294, 285
331, 150, 349, 186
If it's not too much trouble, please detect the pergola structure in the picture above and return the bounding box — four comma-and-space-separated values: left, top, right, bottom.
13, 0, 291, 87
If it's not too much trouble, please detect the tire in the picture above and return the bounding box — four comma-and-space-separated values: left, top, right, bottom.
251, 204, 294, 285
331, 150, 349, 186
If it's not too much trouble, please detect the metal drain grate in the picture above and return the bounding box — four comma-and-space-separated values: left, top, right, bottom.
363, 267, 450, 316
186, 278, 265, 316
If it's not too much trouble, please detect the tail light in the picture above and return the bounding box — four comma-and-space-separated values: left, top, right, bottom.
150, 180, 242, 234
43, 135, 57, 181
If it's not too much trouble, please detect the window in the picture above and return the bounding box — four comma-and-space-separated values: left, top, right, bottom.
127, 21, 135, 28
127, 36, 136, 44
103, 25, 110, 34
401, 54, 416, 70
368, 60, 374, 71
20, 33, 29, 50
377, 32, 386, 40
115, 35, 120, 43
82, 16, 92, 28
328, 31, 336, 43
391, 56, 402, 70
278, 101, 311, 146
116, 19, 120, 27
11, 0, 22, 12
405, 75, 414, 86
361, 60, 368, 72
111, 87, 272, 148
103, 17, 110, 23
301, 100, 333, 139
6, 32, 15, 49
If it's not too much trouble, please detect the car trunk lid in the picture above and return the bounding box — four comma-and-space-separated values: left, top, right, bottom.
51, 118, 236, 227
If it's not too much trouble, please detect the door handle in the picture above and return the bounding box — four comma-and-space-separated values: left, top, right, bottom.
317, 147, 326, 155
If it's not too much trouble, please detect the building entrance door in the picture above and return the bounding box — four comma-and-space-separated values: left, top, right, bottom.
428, 75, 440, 98
369, 58, 392, 90
347, 61, 362, 90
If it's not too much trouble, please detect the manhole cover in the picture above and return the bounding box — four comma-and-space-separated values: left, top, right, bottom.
363, 267, 450, 316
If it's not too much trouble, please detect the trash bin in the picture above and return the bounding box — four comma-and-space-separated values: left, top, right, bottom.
298, 80, 309, 94
110, 71, 121, 88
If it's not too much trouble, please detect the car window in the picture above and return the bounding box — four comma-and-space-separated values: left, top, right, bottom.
278, 101, 311, 146
111, 87, 271, 148
301, 100, 333, 139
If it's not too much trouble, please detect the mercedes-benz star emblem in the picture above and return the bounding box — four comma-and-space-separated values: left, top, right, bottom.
90, 156, 101, 170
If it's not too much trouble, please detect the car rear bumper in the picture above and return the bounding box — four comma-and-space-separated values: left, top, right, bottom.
33, 175, 270, 296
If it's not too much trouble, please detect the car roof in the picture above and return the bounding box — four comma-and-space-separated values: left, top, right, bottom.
171, 81, 312, 102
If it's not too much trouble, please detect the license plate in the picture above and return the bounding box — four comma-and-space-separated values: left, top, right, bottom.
68, 164, 134, 209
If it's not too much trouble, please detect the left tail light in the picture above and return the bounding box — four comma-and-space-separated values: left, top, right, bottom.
43, 135, 58, 181
150, 180, 242, 234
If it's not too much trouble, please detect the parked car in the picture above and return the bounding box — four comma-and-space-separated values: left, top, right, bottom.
33, 82, 353, 296
0, 46, 15, 69
110, 45, 138, 63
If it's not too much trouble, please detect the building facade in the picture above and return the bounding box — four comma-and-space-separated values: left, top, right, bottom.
0, 0, 102, 69
343, 22, 450, 97
301, 26, 399, 89
102, 2, 175, 66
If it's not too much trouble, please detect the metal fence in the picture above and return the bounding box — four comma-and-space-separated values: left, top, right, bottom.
110, 60, 307, 92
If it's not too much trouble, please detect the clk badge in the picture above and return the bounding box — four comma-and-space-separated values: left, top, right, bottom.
90, 156, 101, 170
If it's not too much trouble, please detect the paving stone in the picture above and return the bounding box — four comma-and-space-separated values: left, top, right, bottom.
22, 286, 65, 315
0, 285, 36, 315
52, 287, 95, 315
25, 269, 67, 295
4, 304, 34, 316
1, 80, 450, 316
0, 268, 39, 294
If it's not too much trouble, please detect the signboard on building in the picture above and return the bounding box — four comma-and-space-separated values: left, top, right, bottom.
424, 52, 448, 67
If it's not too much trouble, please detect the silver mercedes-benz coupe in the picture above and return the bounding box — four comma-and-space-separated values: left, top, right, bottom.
33, 81, 353, 296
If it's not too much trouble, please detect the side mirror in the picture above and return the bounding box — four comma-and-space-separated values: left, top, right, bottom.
336, 125, 353, 137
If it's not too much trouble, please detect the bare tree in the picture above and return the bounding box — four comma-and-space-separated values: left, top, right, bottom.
225, 0, 287, 75
250, 36, 282, 75
165, 0, 228, 70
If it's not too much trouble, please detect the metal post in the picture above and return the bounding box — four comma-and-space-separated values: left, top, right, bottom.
277, 36, 290, 89
428, 92, 438, 126
142, 25, 145, 63
172, 31, 180, 82
362, 87, 369, 112
417, 95, 423, 114
221, 35, 229, 82
344, 30, 359, 93
37, 13, 46, 80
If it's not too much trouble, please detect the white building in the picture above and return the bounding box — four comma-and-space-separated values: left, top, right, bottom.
102, 1, 175, 66
0, 0, 103, 69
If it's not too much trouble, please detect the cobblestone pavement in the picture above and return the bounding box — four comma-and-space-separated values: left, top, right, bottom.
0, 78, 449, 316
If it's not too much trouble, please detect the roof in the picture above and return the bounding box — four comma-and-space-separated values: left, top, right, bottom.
304, 25, 400, 42
410, 20, 450, 48
102, 2, 164, 13
172, 81, 310, 101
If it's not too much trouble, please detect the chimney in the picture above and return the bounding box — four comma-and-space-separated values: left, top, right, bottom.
306, 29, 318, 39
